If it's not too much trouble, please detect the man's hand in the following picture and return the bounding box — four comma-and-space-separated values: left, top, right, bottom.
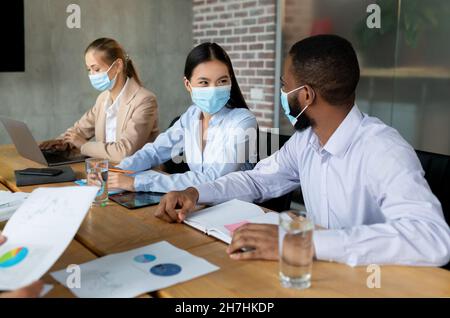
63, 132, 87, 149
155, 187, 199, 223
227, 224, 279, 261
0, 234, 44, 298
108, 173, 135, 192
39, 139, 69, 151
227, 223, 319, 261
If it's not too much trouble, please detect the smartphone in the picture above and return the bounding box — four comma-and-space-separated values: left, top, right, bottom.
17, 168, 63, 177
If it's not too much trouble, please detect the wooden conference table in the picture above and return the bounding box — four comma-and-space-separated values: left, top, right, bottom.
1, 144, 450, 298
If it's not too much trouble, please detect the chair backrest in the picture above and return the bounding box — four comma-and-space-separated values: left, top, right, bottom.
256, 129, 295, 212
415, 150, 450, 226
415, 150, 450, 270
162, 116, 190, 174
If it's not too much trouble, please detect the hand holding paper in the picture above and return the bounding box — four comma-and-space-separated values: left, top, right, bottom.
0, 186, 98, 290
0, 233, 44, 298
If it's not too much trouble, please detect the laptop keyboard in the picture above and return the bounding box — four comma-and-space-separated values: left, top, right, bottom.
42, 150, 70, 164
42, 150, 87, 165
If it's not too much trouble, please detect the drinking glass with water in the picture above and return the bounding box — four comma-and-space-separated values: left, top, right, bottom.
279, 210, 314, 289
85, 158, 109, 206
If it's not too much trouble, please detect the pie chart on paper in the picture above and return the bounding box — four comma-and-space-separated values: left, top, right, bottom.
150, 263, 182, 276
0, 247, 29, 268
134, 254, 156, 263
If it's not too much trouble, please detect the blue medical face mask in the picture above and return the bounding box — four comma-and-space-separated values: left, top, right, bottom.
190, 84, 231, 115
89, 60, 118, 91
280, 85, 310, 126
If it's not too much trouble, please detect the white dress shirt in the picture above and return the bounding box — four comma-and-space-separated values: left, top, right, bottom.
195, 105, 450, 267
105, 78, 129, 143
117, 105, 257, 193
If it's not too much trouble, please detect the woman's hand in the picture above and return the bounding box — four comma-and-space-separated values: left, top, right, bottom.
63, 132, 87, 149
0, 233, 44, 298
108, 172, 135, 192
39, 139, 69, 151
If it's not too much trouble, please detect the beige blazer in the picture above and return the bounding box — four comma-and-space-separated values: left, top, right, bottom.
60, 77, 159, 162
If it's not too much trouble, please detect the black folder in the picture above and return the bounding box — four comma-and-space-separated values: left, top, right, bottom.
14, 166, 76, 186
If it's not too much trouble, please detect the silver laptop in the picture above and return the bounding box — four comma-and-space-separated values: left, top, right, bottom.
0, 116, 88, 166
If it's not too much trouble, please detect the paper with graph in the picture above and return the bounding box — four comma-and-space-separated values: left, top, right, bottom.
51, 241, 219, 298
0, 190, 29, 222
0, 186, 98, 290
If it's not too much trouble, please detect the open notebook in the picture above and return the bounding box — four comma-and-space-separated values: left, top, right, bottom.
184, 199, 279, 244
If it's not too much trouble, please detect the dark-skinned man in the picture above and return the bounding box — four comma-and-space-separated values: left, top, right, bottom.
155, 35, 450, 267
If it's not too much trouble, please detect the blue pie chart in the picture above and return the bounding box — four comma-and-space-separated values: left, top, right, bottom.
150, 263, 182, 276
134, 254, 156, 263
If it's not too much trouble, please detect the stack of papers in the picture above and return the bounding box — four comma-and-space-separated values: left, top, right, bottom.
184, 199, 279, 244
51, 241, 219, 298
0, 191, 29, 222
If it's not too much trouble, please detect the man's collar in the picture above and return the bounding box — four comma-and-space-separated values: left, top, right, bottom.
308, 105, 363, 157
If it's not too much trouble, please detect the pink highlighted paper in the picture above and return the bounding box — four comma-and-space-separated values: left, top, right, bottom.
224, 221, 249, 234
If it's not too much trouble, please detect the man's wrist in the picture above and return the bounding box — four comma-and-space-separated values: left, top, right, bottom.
186, 187, 199, 203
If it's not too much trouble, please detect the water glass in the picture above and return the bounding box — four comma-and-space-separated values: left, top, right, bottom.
279, 210, 314, 289
85, 158, 109, 206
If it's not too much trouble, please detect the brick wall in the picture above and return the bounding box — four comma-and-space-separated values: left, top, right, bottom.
192, 0, 277, 128
279, 0, 314, 133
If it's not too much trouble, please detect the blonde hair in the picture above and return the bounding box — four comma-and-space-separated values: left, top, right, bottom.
85, 38, 142, 86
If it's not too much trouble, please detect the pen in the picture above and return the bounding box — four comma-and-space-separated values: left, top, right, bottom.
0, 200, 24, 208
109, 168, 135, 174
239, 247, 256, 253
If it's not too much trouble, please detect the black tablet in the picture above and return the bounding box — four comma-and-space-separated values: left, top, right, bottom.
109, 191, 165, 209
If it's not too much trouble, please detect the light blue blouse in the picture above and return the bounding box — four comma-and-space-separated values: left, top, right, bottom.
117, 105, 258, 193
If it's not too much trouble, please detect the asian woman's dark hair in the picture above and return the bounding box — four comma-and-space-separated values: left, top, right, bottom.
184, 42, 248, 109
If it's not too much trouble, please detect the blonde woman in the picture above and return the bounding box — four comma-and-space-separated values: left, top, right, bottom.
40, 38, 159, 162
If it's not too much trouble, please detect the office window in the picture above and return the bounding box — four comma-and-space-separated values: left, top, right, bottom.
276, 0, 450, 155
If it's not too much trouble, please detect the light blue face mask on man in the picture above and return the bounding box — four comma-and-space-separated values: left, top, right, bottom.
89, 60, 118, 91
280, 85, 310, 126
190, 85, 231, 114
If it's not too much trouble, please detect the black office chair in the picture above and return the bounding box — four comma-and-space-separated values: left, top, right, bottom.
256, 129, 296, 212
415, 150, 450, 270
162, 116, 190, 174
415, 150, 450, 226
